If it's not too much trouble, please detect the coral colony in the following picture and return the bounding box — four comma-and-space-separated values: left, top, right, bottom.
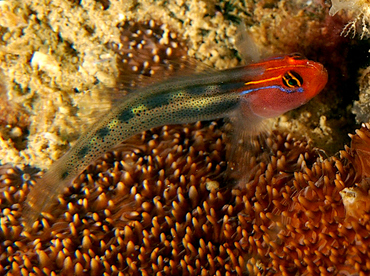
2, 122, 370, 274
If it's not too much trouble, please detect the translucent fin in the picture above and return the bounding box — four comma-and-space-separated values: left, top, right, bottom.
224, 108, 271, 186
233, 22, 262, 64
22, 171, 68, 231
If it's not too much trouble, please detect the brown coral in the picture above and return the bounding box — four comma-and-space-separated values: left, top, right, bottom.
3, 122, 370, 275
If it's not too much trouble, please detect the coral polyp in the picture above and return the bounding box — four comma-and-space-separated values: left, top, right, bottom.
109, 20, 189, 90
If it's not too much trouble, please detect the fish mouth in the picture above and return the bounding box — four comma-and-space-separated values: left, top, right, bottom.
316, 65, 328, 92
308, 61, 328, 96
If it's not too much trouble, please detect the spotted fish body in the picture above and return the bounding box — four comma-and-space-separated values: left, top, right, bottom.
24, 53, 328, 229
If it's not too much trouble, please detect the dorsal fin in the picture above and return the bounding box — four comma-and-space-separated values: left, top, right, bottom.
76, 19, 215, 126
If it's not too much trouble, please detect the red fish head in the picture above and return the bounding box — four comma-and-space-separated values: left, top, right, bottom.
241, 53, 328, 119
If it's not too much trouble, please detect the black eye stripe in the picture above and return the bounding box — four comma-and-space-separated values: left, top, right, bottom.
282, 71, 303, 88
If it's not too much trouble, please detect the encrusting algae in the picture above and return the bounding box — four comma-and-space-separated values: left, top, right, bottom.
3, 122, 370, 275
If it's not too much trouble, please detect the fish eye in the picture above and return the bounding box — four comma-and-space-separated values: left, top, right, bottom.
288, 53, 306, 60
282, 71, 303, 88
